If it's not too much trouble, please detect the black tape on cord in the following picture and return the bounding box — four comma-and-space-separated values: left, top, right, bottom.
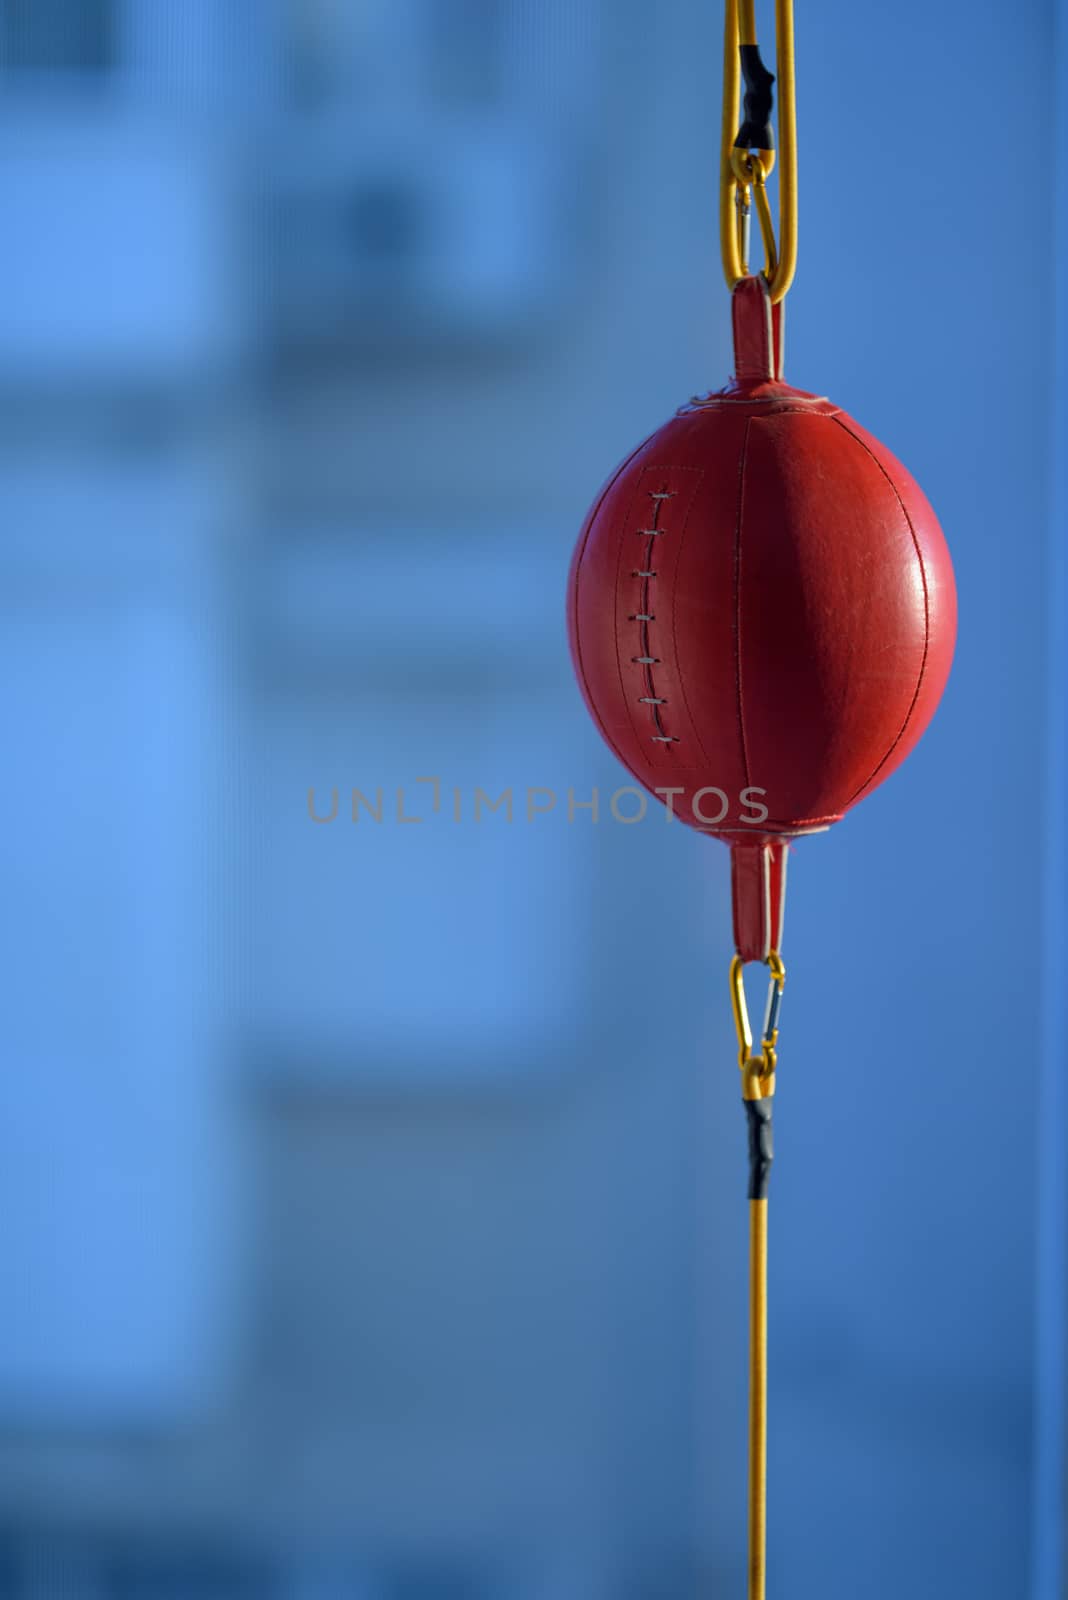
744, 1096, 774, 1200
735, 43, 776, 151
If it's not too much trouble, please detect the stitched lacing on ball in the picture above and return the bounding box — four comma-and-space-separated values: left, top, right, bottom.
631, 490, 678, 743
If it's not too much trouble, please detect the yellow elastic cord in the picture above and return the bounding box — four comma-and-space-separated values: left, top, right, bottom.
720, 0, 797, 303
720, 0, 745, 289
731, 952, 783, 1599
748, 1197, 769, 1600
770, 0, 797, 302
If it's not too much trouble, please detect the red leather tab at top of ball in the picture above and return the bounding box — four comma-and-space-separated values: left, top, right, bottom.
731, 276, 783, 383
732, 276, 772, 382
691, 276, 815, 408
731, 839, 788, 962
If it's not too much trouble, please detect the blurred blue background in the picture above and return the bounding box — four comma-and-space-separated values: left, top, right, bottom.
1, 1, 1064, 1596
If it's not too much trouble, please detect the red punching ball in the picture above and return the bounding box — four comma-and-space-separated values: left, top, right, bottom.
567, 277, 956, 956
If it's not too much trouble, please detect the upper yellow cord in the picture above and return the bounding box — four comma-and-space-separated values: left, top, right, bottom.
720, 0, 797, 303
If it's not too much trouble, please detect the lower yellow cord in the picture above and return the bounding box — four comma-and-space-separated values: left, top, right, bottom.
748, 1197, 768, 1600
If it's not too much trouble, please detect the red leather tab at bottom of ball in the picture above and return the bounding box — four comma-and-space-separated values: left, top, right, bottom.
730, 839, 789, 961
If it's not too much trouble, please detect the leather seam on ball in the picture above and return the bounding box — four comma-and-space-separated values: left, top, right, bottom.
666, 465, 715, 773
829, 414, 932, 808
733, 419, 755, 794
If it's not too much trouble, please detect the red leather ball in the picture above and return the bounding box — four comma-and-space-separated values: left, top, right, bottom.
567, 345, 956, 840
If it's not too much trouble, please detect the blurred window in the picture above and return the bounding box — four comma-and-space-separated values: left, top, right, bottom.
0, 0, 114, 74
427, 0, 503, 107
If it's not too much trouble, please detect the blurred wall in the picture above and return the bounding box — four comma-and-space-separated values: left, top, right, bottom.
0, 2, 1061, 1598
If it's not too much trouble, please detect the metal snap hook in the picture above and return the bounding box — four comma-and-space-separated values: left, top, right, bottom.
729, 949, 786, 1099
